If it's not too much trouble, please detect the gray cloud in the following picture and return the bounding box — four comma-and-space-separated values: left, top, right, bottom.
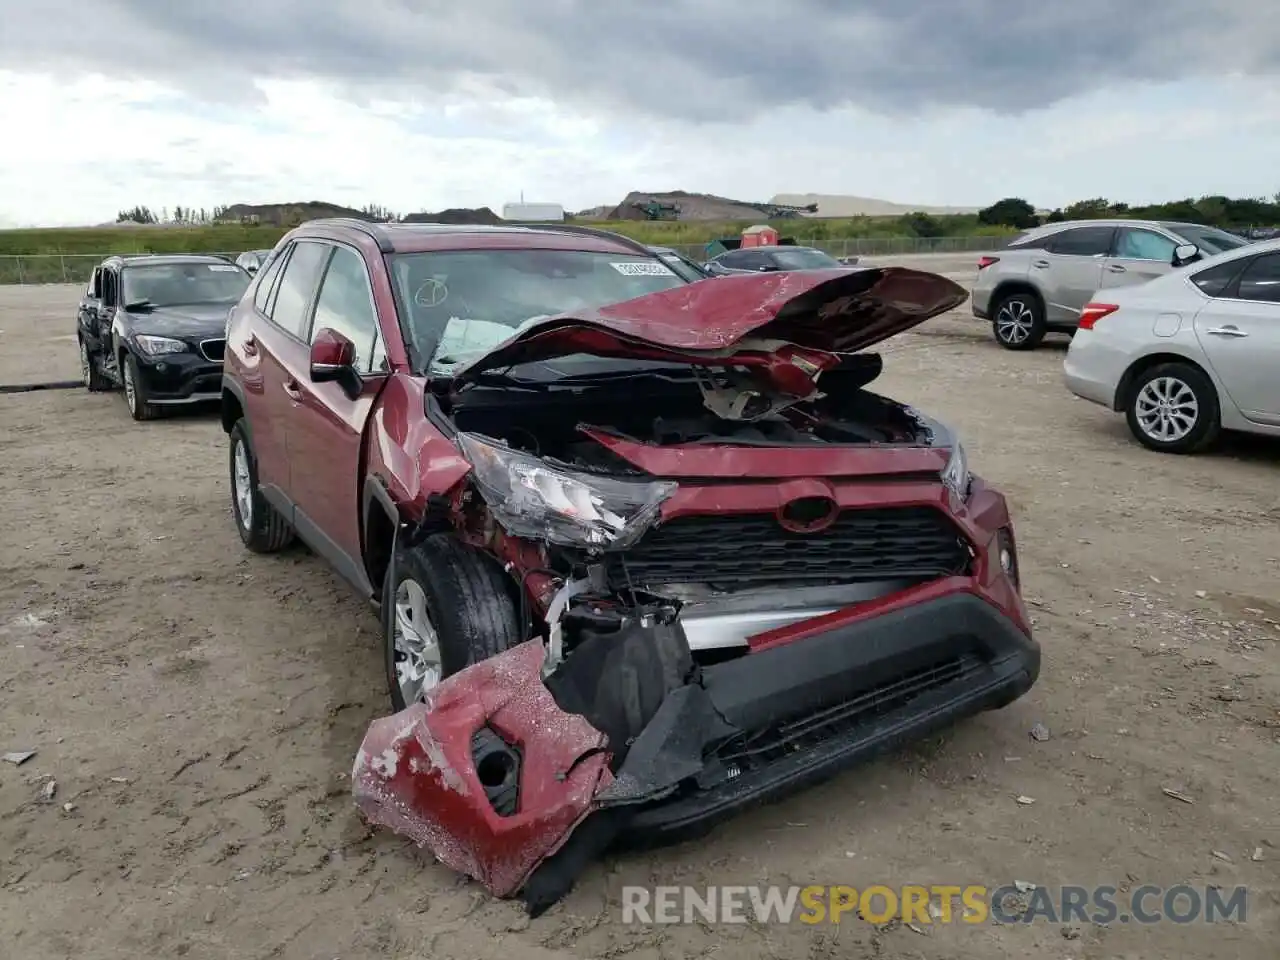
4, 0, 1278, 121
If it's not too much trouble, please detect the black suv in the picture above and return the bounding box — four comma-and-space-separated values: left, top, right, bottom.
76, 255, 251, 420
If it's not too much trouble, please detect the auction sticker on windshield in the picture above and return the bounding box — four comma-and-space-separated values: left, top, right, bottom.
209, 264, 242, 271
611, 261, 676, 276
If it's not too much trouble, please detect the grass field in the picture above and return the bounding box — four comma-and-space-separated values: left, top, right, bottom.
0, 215, 1016, 284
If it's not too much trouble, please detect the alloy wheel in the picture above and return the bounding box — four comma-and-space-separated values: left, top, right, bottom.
995, 299, 1035, 345
123, 360, 137, 413
1135, 376, 1198, 443
393, 579, 442, 705
232, 439, 254, 530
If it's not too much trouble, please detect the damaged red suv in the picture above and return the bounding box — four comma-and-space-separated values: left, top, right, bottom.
220, 219, 1038, 913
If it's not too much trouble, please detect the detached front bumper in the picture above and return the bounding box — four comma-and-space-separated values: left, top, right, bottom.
134, 350, 223, 403
624, 587, 1038, 843
352, 575, 1039, 912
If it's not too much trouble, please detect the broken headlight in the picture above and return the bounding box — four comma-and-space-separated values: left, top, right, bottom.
941, 440, 971, 506
457, 432, 677, 550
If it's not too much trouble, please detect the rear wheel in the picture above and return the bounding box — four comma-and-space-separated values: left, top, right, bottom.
79, 338, 111, 392
1124, 362, 1220, 454
991, 292, 1046, 350
384, 533, 521, 710
229, 419, 295, 552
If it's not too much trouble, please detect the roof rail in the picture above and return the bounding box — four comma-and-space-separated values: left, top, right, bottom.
509, 222, 654, 257
306, 217, 395, 254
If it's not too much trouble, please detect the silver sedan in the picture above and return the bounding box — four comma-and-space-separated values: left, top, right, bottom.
1063, 237, 1280, 454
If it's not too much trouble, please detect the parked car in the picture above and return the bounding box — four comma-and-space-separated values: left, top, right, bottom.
1064, 238, 1280, 453
221, 219, 1037, 911
972, 219, 1249, 350
235, 249, 273, 274
705, 245, 846, 276
646, 244, 709, 281
76, 254, 251, 420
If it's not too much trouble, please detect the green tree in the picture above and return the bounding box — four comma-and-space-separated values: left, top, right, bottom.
977, 197, 1038, 229
1062, 198, 1111, 219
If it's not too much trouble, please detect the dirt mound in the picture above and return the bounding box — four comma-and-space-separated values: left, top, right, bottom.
607, 191, 777, 221
401, 207, 502, 225
216, 201, 375, 226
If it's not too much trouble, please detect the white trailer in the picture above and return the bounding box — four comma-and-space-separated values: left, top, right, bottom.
501, 202, 565, 222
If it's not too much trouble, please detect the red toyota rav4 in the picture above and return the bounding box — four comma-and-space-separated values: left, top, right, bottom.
220, 219, 1038, 912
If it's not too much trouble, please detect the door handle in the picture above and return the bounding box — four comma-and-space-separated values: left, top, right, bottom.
1032, 259, 1050, 268
1204, 326, 1249, 338
282, 378, 303, 401
242, 334, 258, 357
1106, 264, 1126, 273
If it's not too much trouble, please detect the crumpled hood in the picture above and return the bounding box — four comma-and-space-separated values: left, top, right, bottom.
126, 302, 235, 340
449, 266, 968, 387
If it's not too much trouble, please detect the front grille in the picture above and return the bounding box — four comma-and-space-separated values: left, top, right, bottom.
608, 506, 970, 590
199, 339, 226, 363
710, 654, 983, 773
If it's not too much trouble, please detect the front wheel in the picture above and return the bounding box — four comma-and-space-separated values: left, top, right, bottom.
1124, 362, 1220, 454
991, 293, 1046, 350
383, 533, 521, 710
121, 352, 157, 420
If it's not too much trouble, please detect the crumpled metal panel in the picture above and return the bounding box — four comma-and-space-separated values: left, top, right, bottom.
352, 640, 612, 897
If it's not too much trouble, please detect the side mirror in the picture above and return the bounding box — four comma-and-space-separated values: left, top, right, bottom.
1172, 243, 1200, 267
244, 263, 259, 275
309, 327, 356, 384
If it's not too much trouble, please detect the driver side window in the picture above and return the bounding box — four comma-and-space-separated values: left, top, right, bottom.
1115, 228, 1177, 262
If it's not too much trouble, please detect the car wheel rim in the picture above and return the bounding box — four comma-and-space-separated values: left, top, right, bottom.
123, 361, 137, 411
1135, 376, 1198, 442
232, 439, 254, 530
393, 579, 442, 704
995, 300, 1034, 343
80, 342, 91, 386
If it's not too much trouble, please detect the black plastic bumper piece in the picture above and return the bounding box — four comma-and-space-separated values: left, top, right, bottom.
619, 592, 1039, 845
136, 354, 223, 401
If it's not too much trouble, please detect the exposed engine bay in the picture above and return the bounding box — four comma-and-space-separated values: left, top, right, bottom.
439, 352, 936, 471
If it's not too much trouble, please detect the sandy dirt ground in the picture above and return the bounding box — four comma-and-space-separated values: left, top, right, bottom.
1, 263, 1277, 960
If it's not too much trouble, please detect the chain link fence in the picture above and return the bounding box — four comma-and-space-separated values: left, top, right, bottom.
0, 236, 1000, 285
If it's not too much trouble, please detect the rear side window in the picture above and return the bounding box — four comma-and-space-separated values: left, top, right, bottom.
1234, 253, 1280, 304
1006, 231, 1046, 249
1190, 259, 1246, 298
310, 245, 379, 371
1046, 227, 1115, 257
253, 245, 289, 314
270, 240, 331, 338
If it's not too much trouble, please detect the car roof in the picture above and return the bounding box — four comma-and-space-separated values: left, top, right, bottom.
294, 218, 655, 258
105, 254, 236, 268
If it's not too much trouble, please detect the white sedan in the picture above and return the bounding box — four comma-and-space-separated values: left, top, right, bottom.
1064, 237, 1280, 454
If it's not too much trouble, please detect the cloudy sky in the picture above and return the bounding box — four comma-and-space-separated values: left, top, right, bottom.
1, 0, 1278, 226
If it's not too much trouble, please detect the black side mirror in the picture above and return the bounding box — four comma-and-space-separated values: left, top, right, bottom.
1172, 243, 1200, 267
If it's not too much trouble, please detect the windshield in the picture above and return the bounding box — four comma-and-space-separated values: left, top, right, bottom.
122, 261, 250, 307
771, 247, 842, 270
388, 249, 687, 375
1164, 223, 1249, 255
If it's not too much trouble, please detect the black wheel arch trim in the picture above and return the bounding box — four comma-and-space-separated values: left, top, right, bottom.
221, 374, 248, 433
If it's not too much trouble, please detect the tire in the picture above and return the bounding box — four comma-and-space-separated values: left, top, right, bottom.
229, 418, 296, 552
1124, 361, 1220, 455
384, 532, 521, 710
991, 291, 1046, 350
79, 337, 111, 392
121, 351, 157, 421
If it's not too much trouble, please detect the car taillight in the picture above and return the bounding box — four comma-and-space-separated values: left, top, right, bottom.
1078, 302, 1119, 330
978, 256, 1000, 270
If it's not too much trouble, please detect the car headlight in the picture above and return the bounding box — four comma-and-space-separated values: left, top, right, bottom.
457, 432, 677, 550
134, 334, 188, 356
941, 440, 971, 506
